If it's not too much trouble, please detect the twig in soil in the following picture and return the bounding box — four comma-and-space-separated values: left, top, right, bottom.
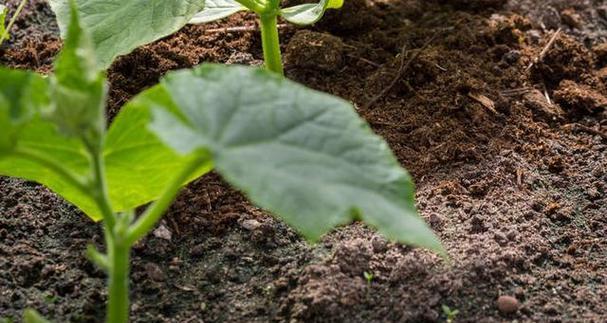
516, 168, 523, 187
467, 92, 497, 114
562, 123, 607, 140
363, 34, 438, 109
434, 63, 448, 72
525, 28, 561, 72
501, 87, 533, 97
347, 54, 382, 68
541, 83, 552, 105
203, 24, 289, 33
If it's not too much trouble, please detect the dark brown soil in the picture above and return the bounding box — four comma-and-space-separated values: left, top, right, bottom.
1, 0, 607, 322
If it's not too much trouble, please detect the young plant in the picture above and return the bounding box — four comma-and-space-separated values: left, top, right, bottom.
442, 305, 460, 323
189, 0, 343, 74
0, 0, 29, 46
363, 271, 374, 286
49, 0, 342, 73
2, 3, 443, 323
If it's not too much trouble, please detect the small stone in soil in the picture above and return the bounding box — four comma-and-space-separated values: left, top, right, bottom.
371, 236, 388, 253
284, 30, 345, 73
153, 224, 172, 241
145, 262, 166, 282
497, 295, 520, 314
241, 219, 261, 231
560, 9, 582, 29
190, 244, 205, 257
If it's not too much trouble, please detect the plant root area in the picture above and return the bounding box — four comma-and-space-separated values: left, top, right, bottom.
1, 0, 607, 322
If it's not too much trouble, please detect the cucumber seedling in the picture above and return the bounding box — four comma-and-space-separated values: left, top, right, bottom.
189, 0, 343, 74
2, 3, 443, 322
49, 0, 342, 73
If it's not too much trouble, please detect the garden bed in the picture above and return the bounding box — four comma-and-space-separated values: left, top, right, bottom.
1, 0, 606, 321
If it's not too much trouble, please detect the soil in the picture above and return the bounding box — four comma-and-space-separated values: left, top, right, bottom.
1, 0, 607, 322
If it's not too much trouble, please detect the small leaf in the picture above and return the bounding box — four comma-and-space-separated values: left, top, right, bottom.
147, 64, 444, 254
280, 0, 343, 25
49, 0, 205, 69
0, 94, 211, 221
0, 14, 210, 221
46, 1, 106, 139
189, 0, 248, 24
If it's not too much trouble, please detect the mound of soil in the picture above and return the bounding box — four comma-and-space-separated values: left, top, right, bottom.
1, 0, 606, 322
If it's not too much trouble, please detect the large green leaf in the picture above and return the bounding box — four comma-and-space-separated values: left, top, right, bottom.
280, 0, 343, 25
0, 6, 211, 221
49, 0, 206, 69
0, 80, 211, 221
147, 64, 444, 254
189, 0, 247, 24
104, 96, 213, 219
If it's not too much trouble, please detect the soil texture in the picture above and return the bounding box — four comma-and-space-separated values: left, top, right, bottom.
1, 0, 606, 322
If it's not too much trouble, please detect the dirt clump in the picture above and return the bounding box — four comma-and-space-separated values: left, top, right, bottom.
530, 33, 596, 87
284, 30, 345, 72
438, 0, 508, 10
553, 80, 607, 114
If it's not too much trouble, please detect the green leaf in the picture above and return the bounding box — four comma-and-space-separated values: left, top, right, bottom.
147, 64, 444, 254
46, 1, 106, 139
189, 0, 247, 24
49, 0, 206, 69
0, 10, 210, 221
280, 0, 343, 25
0, 68, 50, 153
0, 90, 211, 221
22, 309, 51, 323
104, 93, 213, 219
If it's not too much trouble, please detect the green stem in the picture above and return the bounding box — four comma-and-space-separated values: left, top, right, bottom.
86, 244, 109, 271
84, 136, 116, 230
0, 0, 28, 45
106, 235, 130, 323
126, 154, 206, 245
259, 13, 284, 75
81, 138, 131, 323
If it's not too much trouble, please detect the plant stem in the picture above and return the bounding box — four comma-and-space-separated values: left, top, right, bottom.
84, 136, 116, 229
87, 244, 109, 271
106, 235, 130, 323
82, 137, 130, 323
126, 154, 207, 245
259, 13, 284, 75
0, 0, 28, 45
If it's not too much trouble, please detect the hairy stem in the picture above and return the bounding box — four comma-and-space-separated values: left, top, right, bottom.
0, 0, 28, 45
259, 13, 283, 74
126, 154, 206, 245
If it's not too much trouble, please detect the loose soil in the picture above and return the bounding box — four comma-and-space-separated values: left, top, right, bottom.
1, 0, 607, 322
